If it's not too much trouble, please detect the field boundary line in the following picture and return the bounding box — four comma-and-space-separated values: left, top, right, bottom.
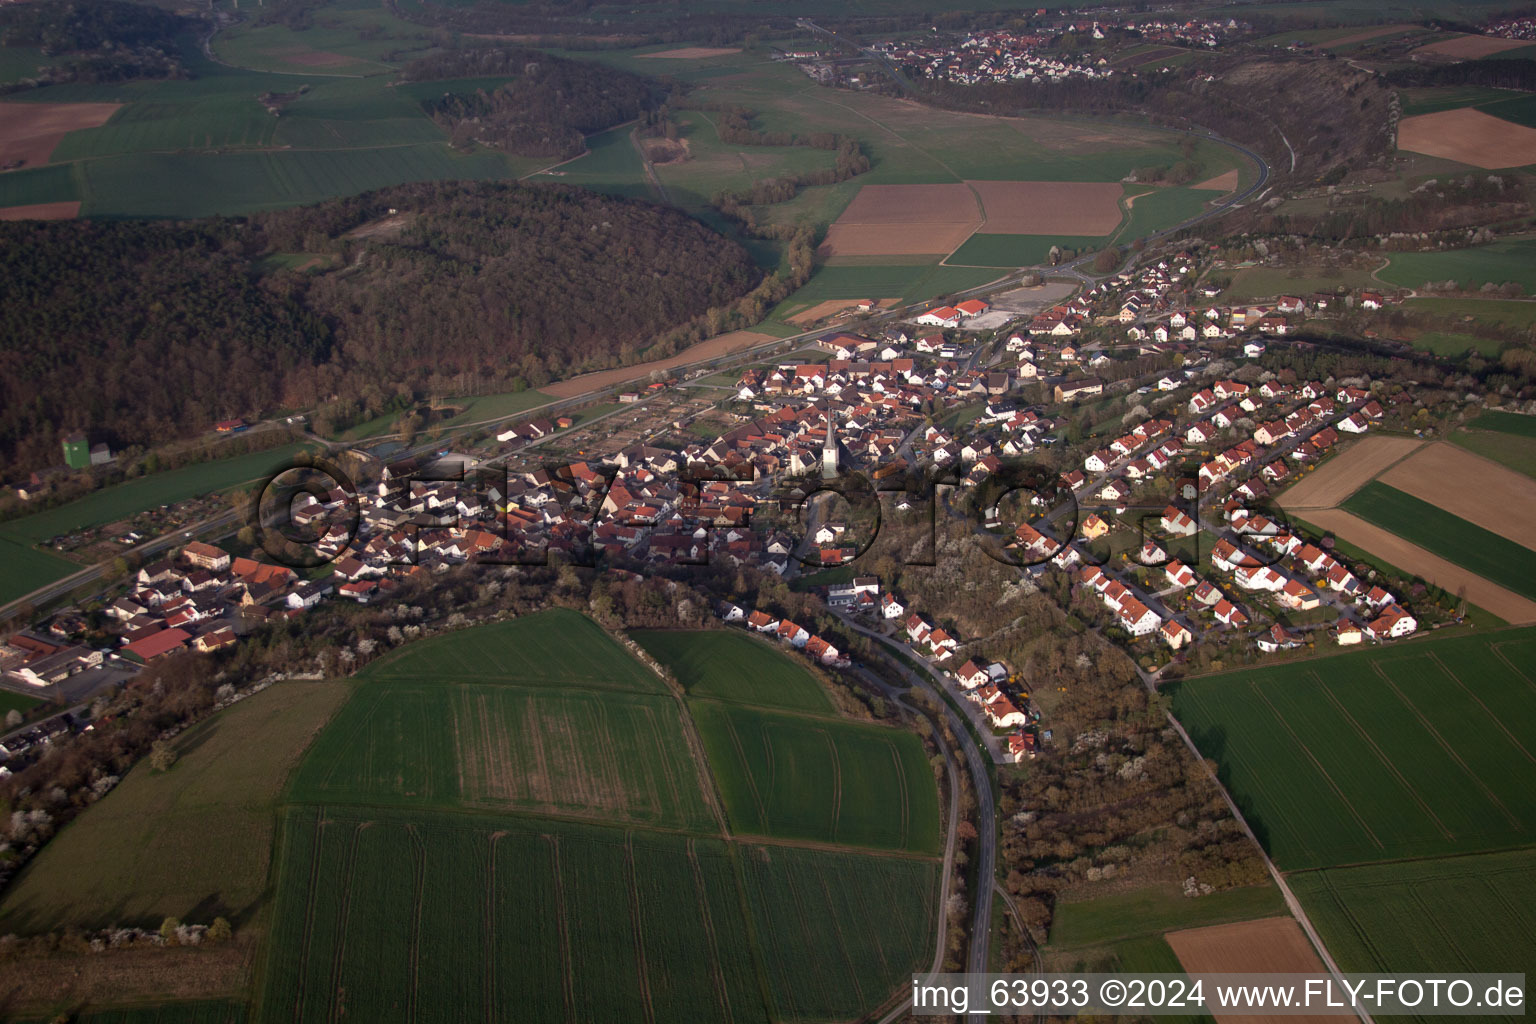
686, 838, 735, 1024
1248, 681, 1385, 850
889, 740, 911, 850
824, 728, 843, 844
1426, 651, 1536, 765
1490, 639, 1536, 693
623, 831, 659, 1024
405, 824, 426, 1023
546, 834, 577, 1024
1366, 661, 1520, 828
326, 822, 367, 1024
1311, 671, 1454, 840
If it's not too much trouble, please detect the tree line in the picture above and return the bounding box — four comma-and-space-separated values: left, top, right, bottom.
0, 0, 193, 91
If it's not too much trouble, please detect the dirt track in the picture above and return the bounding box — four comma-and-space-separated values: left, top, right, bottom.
1278, 436, 1425, 509
1166, 917, 1334, 1024
0, 201, 80, 220
1397, 108, 1536, 169
1379, 441, 1536, 551
1303, 509, 1536, 623
539, 330, 776, 398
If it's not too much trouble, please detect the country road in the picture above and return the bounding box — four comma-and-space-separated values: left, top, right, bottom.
838, 615, 1001, 1021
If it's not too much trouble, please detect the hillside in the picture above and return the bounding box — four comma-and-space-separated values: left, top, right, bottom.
0, 181, 759, 477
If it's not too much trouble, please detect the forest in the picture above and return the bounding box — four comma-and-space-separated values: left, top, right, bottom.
405, 46, 664, 159
0, 0, 193, 89
0, 181, 759, 478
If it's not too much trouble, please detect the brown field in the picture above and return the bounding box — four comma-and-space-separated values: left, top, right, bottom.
284, 49, 357, 67
968, 180, 1125, 235
1397, 108, 1536, 168
1378, 441, 1536, 551
1323, 23, 1420, 48
540, 330, 777, 398
787, 297, 901, 324
1192, 169, 1240, 192
0, 938, 253, 1013
1166, 917, 1333, 1024
1303, 508, 1536, 623
1412, 34, 1532, 59
1278, 436, 1426, 509
636, 46, 742, 59
818, 183, 982, 258
0, 100, 120, 168
0, 200, 80, 220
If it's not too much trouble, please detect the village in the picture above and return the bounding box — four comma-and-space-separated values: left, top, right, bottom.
0, 242, 1441, 777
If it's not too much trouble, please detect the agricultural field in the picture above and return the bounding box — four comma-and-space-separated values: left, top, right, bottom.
1468, 410, 1536, 437
1341, 481, 1536, 601
946, 232, 1106, 268
631, 629, 834, 712
1112, 186, 1215, 245
1380, 239, 1536, 291
246, 611, 943, 1021
0, 533, 79, 607
737, 843, 940, 1022
1045, 883, 1286, 949
1288, 847, 1536, 978
257, 809, 774, 1024
1453, 424, 1536, 480
1219, 266, 1380, 301
14, 1003, 249, 1024
360, 609, 667, 693
289, 680, 717, 830
690, 699, 941, 853
0, 680, 352, 934
1172, 629, 1536, 871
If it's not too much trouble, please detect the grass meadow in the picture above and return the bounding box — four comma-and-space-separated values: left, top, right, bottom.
1172, 629, 1536, 871
1379, 238, 1536, 292
946, 233, 1108, 268
1341, 481, 1536, 601
1045, 883, 1286, 949
1404, 297, 1536, 328
1451, 427, 1536, 480
631, 628, 834, 713
0, 681, 352, 933
690, 699, 941, 854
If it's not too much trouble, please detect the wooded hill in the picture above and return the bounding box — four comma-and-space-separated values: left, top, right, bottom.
404, 46, 664, 159
0, 181, 759, 478
0, 0, 193, 89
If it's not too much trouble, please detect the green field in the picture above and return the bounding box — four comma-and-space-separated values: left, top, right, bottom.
1172, 629, 1536, 870
246, 611, 943, 1021
1046, 883, 1286, 948
1221, 266, 1380, 301
632, 629, 834, 712
362, 609, 667, 692
0, 441, 312, 606
539, 123, 655, 202
258, 808, 772, 1024
1379, 239, 1536, 292
0, 688, 45, 718
776, 263, 1000, 317
0, 533, 79, 607
1468, 410, 1536, 437
290, 679, 717, 829
1403, 298, 1536, 329
1112, 186, 1215, 245
690, 700, 941, 854
1341, 481, 1536, 601
1, 443, 311, 546
0, 680, 352, 933
1401, 329, 1503, 356
737, 842, 940, 1021
946, 232, 1108, 268
1289, 847, 1536, 978
1451, 427, 1536, 480
0, 162, 79, 208
1399, 85, 1524, 116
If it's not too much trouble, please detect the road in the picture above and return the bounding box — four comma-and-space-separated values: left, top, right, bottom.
837, 615, 1000, 1018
